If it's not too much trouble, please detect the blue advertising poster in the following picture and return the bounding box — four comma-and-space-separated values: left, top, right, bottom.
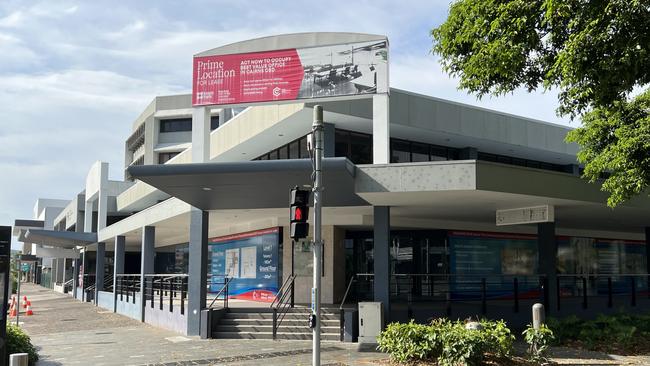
448, 231, 539, 299
208, 227, 280, 302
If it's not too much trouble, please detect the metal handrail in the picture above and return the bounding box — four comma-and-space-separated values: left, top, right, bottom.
208, 277, 232, 309
271, 274, 296, 339
270, 274, 296, 309
339, 275, 358, 310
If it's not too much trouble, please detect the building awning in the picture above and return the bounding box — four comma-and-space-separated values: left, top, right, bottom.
13, 219, 44, 236
128, 158, 367, 210
19, 229, 97, 248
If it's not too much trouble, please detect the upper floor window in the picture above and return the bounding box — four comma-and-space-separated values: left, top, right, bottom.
160, 118, 191, 133
158, 152, 180, 164
211, 116, 219, 130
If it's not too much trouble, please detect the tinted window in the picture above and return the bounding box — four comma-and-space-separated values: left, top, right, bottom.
391, 140, 410, 163
411, 142, 429, 162
210, 116, 219, 130
289, 141, 300, 159
160, 118, 192, 132
335, 130, 350, 158
350, 132, 372, 164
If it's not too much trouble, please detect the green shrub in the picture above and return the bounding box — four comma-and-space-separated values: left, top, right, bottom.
6, 324, 38, 365
377, 318, 514, 365
377, 320, 442, 362
547, 313, 650, 354
523, 323, 554, 363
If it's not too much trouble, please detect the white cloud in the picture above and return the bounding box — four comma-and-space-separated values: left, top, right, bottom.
0, 11, 23, 27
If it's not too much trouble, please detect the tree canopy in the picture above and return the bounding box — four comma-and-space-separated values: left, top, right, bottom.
432, 0, 650, 207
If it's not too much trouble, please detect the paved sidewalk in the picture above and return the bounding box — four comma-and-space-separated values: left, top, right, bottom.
17, 283, 385, 366
15, 283, 650, 365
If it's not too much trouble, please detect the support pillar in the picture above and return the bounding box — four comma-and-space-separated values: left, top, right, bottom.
56, 258, 65, 285
538, 223, 557, 313
140, 226, 155, 321
187, 209, 208, 335
81, 249, 86, 301
113, 235, 125, 312
645, 227, 650, 275
373, 206, 391, 322
84, 201, 93, 232
372, 94, 390, 164
72, 257, 80, 299
95, 242, 105, 305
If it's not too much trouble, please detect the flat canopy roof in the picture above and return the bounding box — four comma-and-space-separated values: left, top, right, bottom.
128, 158, 367, 210
19, 229, 97, 248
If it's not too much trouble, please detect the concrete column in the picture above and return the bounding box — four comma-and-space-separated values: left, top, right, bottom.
84, 201, 93, 232
97, 162, 109, 231
192, 107, 210, 163
76, 210, 85, 233
140, 226, 155, 321
56, 258, 65, 284
113, 235, 125, 312
538, 223, 558, 313
372, 94, 390, 164
81, 249, 86, 301
373, 206, 391, 322
645, 227, 650, 275
95, 242, 106, 305
187, 209, 208, 335
72, 257, 80, 299
51, 259, 57, 287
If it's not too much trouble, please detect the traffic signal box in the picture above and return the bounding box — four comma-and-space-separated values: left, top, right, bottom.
290, 187, 310, 240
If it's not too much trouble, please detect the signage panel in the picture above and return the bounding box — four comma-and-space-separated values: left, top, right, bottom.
496, 205, 554, 226
192, 40, 388, 106
208, 227, 280, 302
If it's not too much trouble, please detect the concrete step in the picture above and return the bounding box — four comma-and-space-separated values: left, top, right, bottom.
222, 312, 339, 320
212, 331, 341, 341
217, 324, 340, 334
219, 318, 339, 326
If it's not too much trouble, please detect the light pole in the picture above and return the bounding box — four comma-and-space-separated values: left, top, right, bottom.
311, 105, 323, 366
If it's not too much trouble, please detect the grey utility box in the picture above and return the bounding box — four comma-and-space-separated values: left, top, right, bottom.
358, 302, 383, 344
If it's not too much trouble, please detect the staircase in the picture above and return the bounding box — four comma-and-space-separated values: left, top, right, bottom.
213, 307, 341, 340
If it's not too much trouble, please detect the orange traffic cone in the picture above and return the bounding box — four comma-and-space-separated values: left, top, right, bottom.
9, 304, 16, 317
25, 304, 33, 316
22, 296, 28, 309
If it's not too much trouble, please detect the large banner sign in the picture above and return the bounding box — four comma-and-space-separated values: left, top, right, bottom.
192, 40, 388, 106
208, 227, 280, 302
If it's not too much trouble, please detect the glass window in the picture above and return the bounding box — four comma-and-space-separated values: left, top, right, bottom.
411, 142, 429, 162
160, 118, 192, 132
158, 152, 179, 164
335, 130, 350, 158
497, 155, 511, 164
278, 145, 288, 160
430, 146, 448, 161
390, 139, 411, 163
210, 116, 219, 130
289, 140, 300, 159
258, 154, 268, 160
299, 136, 310, 159
349, 132, 372, 164
268, 150, 279, 160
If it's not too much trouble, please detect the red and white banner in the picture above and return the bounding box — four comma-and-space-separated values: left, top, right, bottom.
192, 40, 388, 106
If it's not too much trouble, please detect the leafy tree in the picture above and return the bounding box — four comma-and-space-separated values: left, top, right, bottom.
432, 0, 650, 206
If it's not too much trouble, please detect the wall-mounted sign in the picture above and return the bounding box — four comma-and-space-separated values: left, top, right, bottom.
208, 227, 280, 302
192, 40, 388, 106
496, 205, 554, 226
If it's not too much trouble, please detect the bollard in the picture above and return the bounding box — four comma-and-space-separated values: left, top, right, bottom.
532, 303, 545, 330
9, 353, 29, 366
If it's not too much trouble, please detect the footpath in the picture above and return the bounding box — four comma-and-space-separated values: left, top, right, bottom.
14, 283, 650, 365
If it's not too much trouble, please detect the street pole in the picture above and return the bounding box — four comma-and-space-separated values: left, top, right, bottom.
15, 259, 20, 326
312, 105, 323, 366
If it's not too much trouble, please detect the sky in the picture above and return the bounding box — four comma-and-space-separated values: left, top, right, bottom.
0, 0, 573, 247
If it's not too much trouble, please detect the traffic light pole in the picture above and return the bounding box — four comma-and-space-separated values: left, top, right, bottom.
312, 105, 323, 366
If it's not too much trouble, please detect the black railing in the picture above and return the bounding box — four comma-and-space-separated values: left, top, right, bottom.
115, 274, 141, 304
208, 276, 232, 309
144, 274, 189, 315
557, 274, 648, 310
271, 274, 296, 340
